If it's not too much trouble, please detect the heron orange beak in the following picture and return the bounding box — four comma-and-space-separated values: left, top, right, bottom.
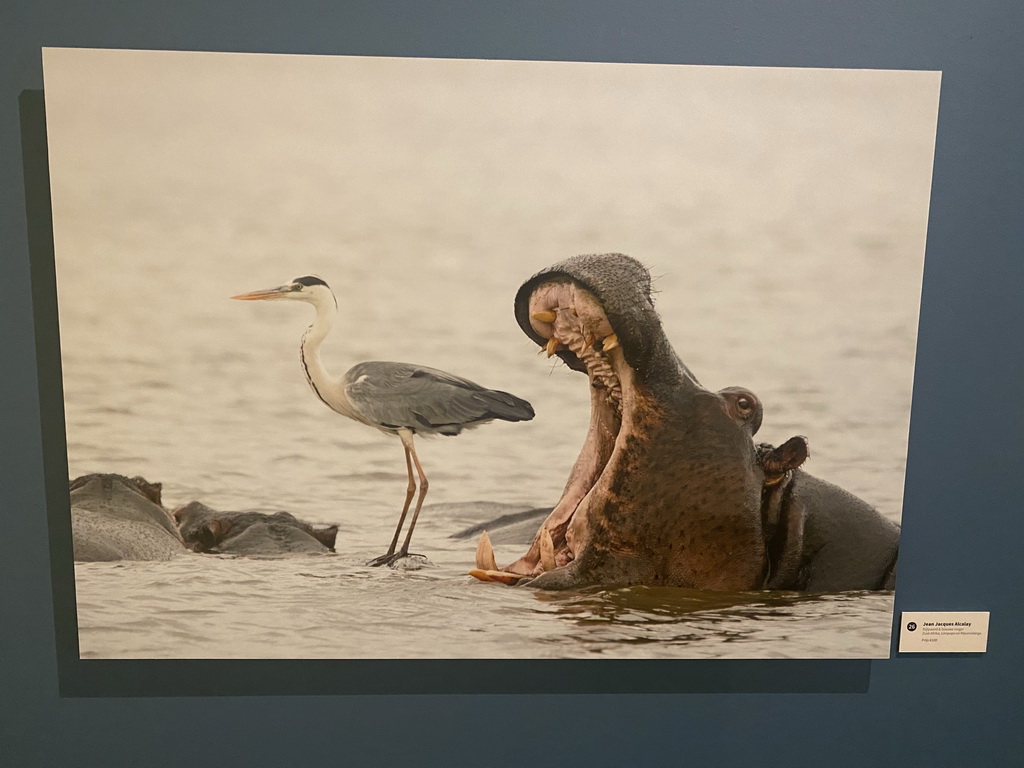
230, 285, 292, 301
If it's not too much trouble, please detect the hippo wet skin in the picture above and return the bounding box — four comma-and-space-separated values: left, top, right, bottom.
471, 253, 899, 591
173, 502, 339, 555
70, 474, 187, 561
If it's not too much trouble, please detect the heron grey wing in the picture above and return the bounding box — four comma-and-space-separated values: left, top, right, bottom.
398, 364, 535, 425
342, 362, 525, 434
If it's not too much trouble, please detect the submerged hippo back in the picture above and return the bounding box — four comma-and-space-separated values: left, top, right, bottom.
789, 472, 900, 591
70, 474, 185, 561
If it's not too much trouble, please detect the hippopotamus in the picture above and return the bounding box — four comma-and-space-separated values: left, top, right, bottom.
172, 502, 338, 555
70, 474, 187, 561
470, 253, 899, 591
755, 436, 899, 591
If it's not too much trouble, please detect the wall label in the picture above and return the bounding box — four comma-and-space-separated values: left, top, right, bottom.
898, 611, 989, 653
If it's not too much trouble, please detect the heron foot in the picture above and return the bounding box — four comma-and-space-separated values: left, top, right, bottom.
367, 552, 400, 567
366, 551, 431, 569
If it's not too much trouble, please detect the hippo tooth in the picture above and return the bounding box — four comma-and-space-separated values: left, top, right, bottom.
468, 568, 524, 585
531, 310, 557, 324
539, 526, 556, 571
602, 333, 619, 351
545, 336, 561, 357
475, 531, 498, 571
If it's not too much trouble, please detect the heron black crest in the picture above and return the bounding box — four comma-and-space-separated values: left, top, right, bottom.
293, 275, 330, 288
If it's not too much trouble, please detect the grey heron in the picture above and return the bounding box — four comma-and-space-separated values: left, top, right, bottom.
232, 275, 535, 567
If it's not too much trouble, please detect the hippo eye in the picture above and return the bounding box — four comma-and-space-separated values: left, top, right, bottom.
737, 397, 752, 412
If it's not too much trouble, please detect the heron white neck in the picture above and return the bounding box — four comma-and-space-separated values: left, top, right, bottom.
302, 294, 336, 351
298, 296, 364, 422
299, 298, 338, 406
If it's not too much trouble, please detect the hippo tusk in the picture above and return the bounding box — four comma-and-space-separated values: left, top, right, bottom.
539, 526, 556, 571
468, 569, 528, 585
475, 531, 498, 571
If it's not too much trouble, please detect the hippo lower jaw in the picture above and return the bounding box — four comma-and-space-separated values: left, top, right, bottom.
471, 280, 634, 586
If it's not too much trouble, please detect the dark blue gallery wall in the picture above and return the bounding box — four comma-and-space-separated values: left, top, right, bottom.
2, 2, 1023, 766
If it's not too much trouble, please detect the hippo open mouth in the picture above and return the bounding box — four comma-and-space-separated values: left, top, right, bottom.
470, 253, 768, 589
473, 277, 643, 583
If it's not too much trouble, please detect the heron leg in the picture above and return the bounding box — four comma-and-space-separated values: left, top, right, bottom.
397, 433, 429, 557
367, 438, 418, 567
386, 442, 417, 554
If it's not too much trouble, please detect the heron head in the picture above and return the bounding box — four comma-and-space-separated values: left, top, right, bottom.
231, 275, 336, 307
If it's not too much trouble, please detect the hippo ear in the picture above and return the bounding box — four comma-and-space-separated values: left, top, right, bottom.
762, 436, 809, 476
312, 525, 339, 552
129, 476, 164, 507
